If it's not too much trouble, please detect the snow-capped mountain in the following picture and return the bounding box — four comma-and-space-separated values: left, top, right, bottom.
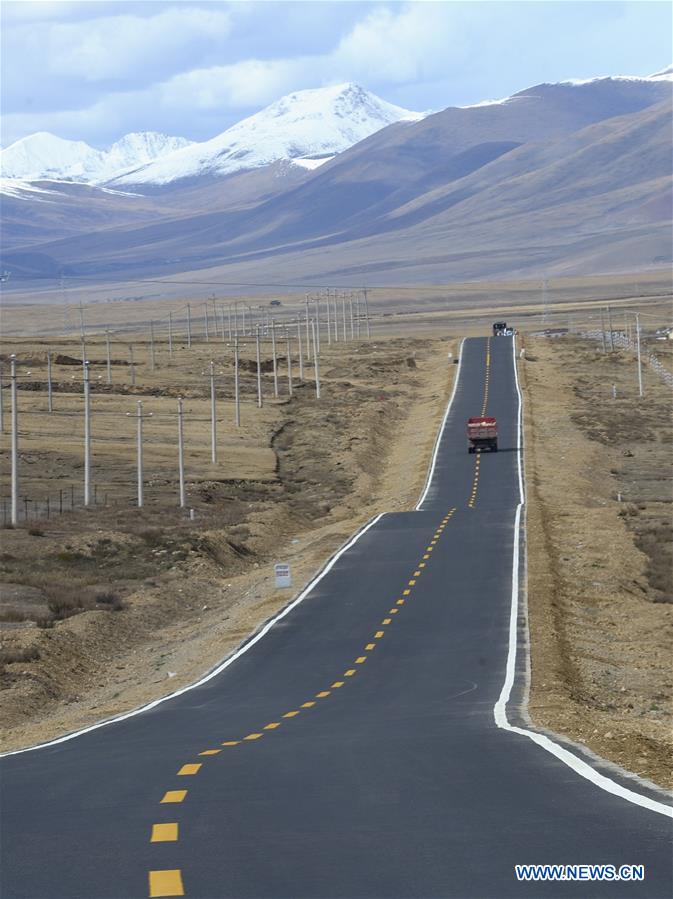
108, 83, 423, 187
0, 131, 192, 183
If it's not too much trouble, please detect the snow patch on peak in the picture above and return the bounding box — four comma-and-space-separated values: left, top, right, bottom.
1, 131, 194, 183
111, 83, 424, 186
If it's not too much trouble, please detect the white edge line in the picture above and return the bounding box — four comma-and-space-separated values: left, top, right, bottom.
1, 513, 385, 758
494, 335, 672, 819
415, 337, 466, 510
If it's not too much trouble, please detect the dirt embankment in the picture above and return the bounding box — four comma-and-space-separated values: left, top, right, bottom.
0, 336, 457, 751
521, 335, 672, 788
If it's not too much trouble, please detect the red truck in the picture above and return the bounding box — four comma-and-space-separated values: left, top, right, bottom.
467, 416, 498, 453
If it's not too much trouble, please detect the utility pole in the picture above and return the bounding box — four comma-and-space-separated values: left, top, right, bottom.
105, 328, 112, 383
78, 301, 86, 366
326, 289, 332, 344
314, 298, 321, 353
204, 304, 210, 342
332, 291, 339, 342
233, 336, 241, 427
187, 302, 192, 348
286, 332, 293, 396
149, 321, 156, 370
349, 291, 355, 340
209, 361, 217, 463
607, 305, 614, 351
255, 326, 263, 408
363, 288, 371, 339
177, 397, 186, 507
311, 320, 321, 399
635, 312, 643, 397
227, 305, 233, 340
168, 312, 173, 359
220, 305, 227, 344
127, 400, 151, 508
297, 320, 304, 380
10, 356, 18, 525
83, 360, 91, 507
600, 308, 607, 352
271, 320, 279, 397
341, 293, 347, 341
242, 305, 247, 336
305, 295, 311, 362
355, 292, 361, 339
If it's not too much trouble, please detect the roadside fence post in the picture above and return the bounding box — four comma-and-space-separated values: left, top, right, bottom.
10, 355, 19, 525
177, 397, 186, 507
83, 360, 92, 506
210, 361, 217, 463
234, 336, 241, 427
311, 319, 321, 399
286, 333, 293, 396
271, 320, 279, 398
297, 320, 304, 380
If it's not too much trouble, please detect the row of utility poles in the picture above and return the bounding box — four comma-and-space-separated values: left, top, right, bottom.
64, 289, 371, 379
1, 305, 342, 523
594, 307, 644, 398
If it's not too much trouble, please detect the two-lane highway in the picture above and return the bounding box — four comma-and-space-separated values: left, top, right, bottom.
1, 336, 671, 898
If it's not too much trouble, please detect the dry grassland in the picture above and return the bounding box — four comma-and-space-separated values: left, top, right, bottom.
521, 333, 672, 788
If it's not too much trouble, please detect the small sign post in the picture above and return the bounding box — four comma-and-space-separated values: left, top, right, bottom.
274, 563, 291, 589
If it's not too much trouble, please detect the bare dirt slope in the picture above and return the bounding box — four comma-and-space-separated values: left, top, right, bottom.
521, 334, 672, 788
1, 334, 457, 751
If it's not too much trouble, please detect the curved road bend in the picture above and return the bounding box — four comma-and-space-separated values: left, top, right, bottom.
1, 337, 671, 899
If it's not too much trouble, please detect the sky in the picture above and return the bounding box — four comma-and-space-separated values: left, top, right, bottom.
1, 0, 671, 148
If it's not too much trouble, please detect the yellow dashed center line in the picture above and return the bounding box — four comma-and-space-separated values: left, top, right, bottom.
151, 506, 460, 897
160, 791, 187, 804
149, 869, 184, 897
151, 823, 178, 843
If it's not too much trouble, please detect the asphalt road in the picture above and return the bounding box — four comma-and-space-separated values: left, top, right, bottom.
1, 336, 671, 899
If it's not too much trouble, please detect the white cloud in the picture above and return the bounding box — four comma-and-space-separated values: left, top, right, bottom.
332, 4, 469, 84
46, 6, 232, 81
159, 57, 309, 110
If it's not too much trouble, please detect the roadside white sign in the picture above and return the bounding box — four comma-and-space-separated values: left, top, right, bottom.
274, 563, 291, 588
